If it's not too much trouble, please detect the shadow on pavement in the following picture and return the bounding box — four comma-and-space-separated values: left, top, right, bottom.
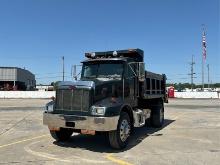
53, 119, 174, 153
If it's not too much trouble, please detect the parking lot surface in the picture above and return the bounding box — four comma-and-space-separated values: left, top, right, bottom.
0, 99, 220, 165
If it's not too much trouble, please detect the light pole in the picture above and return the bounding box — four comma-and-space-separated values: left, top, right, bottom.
62, 56, 64, 81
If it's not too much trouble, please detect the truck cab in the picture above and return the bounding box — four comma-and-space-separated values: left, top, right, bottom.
43, 49, 167, 149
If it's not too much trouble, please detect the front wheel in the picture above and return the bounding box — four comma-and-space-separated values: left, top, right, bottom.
108, 112, 131, 149
50, 128, 73, 141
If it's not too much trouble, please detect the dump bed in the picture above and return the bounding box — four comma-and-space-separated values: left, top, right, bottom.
140, 71, 166, 100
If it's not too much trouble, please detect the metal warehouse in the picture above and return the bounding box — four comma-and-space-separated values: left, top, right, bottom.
0, 67, 36, 90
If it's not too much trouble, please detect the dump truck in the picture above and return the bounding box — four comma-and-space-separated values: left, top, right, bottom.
43, 49, 167, 149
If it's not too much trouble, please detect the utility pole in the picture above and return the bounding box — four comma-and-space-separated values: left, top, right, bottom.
189, 55, 196, 91
207, 64, 210, 89
62, 56, 65, 81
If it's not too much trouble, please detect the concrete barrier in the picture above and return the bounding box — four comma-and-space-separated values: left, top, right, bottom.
0, 91, 55, 99
0, 91, 219, 99
175, 92, 219, 99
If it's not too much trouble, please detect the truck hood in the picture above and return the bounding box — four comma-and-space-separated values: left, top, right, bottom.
58, 79, 123, 102
58, 81, 95, 89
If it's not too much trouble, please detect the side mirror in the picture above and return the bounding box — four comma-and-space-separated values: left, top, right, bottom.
138, 62, 145, 82
128, 62, 145, 82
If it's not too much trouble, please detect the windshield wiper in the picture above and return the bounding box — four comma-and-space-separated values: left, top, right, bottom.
98, 75, 121, 79
83, 76, 97, 78
108, 75, 121, 79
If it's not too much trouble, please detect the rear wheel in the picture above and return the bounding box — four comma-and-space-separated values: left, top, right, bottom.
150, 101, 164, 128
108, 112, 131, 149
50, 128, 73, 141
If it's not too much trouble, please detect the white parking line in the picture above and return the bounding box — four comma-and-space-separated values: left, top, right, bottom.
24, 140, 108, 164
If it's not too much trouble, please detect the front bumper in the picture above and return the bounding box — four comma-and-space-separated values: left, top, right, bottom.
43, 112, 119, 131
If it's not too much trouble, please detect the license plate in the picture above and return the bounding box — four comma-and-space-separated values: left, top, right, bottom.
81, 129, 95, 135
48, 126, 60, 131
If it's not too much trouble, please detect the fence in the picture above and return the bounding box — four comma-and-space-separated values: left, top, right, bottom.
174, 92, 219, 99
0, 91, 55, 99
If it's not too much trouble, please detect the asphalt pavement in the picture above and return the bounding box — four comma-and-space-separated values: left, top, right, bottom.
0, 98, 219, 165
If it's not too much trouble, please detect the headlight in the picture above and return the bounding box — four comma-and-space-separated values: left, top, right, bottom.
91, 106, 106, 116
45, 101, 54, 113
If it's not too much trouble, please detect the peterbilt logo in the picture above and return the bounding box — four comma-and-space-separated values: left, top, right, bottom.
69, 85, 76, 90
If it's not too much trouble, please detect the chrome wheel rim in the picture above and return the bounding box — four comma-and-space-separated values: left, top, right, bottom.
120, 119, 130, 142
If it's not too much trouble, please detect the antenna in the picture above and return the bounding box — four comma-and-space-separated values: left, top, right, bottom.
207, 64, 210, 88
201, 24, 207, 91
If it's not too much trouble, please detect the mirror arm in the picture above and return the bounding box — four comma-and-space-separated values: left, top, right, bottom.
128, 63, 137, 77
72, 64, 82, 80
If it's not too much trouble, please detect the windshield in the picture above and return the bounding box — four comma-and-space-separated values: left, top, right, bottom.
82, 62, 123, 79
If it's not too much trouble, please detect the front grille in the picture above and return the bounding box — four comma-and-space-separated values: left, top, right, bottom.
55, 88, 90, 112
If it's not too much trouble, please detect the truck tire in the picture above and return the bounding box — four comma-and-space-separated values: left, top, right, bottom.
150, 102, 164, 128
108, 112, 131, 149
50, 128, 73, 141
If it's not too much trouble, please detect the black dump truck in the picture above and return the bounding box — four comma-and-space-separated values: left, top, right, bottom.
43, 49, 167, 149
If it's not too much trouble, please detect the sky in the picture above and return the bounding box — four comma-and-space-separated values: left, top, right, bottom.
0, 0, 219, 85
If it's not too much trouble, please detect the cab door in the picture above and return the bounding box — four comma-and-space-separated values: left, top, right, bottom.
124, 62, 138, 107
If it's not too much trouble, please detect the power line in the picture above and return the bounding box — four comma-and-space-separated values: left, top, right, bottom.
36, 76, 72, 79
35, 72, 63, 76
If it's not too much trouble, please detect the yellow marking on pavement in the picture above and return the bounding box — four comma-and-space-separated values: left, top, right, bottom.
0, 134, 48, 149
106, 154, 133, 165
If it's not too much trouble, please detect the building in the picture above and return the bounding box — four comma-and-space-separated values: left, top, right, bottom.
0, 67, 36, 90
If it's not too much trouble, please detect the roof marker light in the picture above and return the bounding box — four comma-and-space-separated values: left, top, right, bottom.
128, 49, 136, 52
91, 52, 96, 58
113, 51, 117, 57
